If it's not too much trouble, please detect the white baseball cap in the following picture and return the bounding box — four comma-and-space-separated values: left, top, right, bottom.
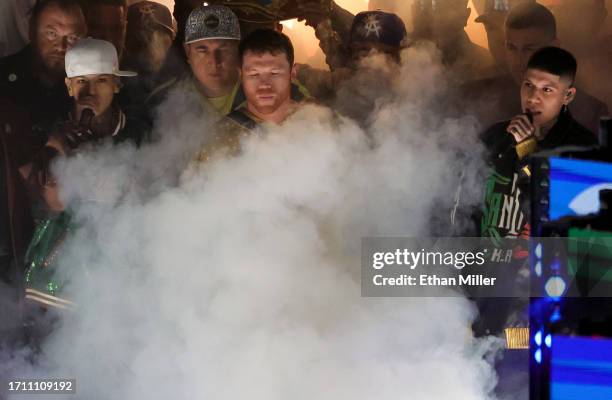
65, 38, 137, 78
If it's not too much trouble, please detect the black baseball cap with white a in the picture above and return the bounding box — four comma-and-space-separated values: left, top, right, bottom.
65, 38, 137, 78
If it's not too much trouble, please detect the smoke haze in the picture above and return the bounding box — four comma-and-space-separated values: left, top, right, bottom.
2, 44, 502, 400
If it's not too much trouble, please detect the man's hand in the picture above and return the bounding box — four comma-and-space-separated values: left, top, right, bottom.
296, 0, 332, 28
507, 114, 538, 144
27, 146, 59, 188
49, 120, 95, 153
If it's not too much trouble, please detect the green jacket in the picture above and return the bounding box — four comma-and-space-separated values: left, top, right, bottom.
23, 212, 76, 310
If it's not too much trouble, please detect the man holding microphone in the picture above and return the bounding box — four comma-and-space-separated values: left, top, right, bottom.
473, 49, 598, 391
481, 46, 597, 241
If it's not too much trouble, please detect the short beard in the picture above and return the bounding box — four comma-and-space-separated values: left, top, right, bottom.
44, 58, 65, 77
33, 44, 66, 83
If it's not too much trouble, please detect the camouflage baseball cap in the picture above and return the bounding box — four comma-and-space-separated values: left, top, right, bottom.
128, 1, 176, 38
350, 11, 407, 48
184, 4, 241, 44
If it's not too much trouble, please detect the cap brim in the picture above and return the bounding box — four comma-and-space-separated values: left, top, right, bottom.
155, 23, 176, 38
184, 37, 240, 44
115, 70, 138, 77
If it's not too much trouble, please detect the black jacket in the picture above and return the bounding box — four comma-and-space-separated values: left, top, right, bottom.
0, 99, 34, 288
480, 110, 597, 240
0, 46, 72, 163
473, 112, 597, 338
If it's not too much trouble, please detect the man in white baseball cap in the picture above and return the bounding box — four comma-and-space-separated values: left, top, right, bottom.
50, 37, 138, 152
17, 38, 141, 315
19, 38, 138, 211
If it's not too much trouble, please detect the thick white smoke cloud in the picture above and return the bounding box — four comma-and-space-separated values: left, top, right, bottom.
4, 44, 503, 399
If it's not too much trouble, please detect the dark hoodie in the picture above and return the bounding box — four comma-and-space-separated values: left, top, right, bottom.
480, 109, 597, 241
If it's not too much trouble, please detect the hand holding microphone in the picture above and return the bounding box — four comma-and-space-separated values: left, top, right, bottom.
66, 108, 95, 148
507, 111, 536, 143
507, 112, 538, 160
53, 108, 96, 151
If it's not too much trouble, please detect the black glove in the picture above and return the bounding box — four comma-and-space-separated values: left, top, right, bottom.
54, 109, 95, 150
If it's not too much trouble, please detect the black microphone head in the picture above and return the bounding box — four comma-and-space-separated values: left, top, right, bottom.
79, 108, 94, 127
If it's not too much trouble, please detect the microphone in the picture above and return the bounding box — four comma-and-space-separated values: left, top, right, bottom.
79, 108, 94, 130
63, 108, 95, 149
515, 111, 537, 160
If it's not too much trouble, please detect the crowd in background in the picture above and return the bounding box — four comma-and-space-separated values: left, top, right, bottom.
0, 0, 609, 374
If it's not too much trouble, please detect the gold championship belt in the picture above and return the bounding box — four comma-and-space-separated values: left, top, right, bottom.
205, 0, 332, 23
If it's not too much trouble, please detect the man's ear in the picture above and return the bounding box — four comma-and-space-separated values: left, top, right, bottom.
564, 87, 577, 105
65, 78, 73, 96
183, 43, 191, 63
114, 77, 122, 94
291, 63, 299, 80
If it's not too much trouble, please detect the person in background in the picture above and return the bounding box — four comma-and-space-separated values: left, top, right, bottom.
147, 4, 243, 117
412, 0, 493, 81
0, 0, 37, 57
297, 9, 408, 106
474, 0, 534, 76
120, 0, 177, 130
345, 10, 408, 67
0, 0, 87, 173
293, 0, 359, 70
329, 10, 408, 126
462, 2, 608, 133
123, 1, 176, 79
83, 0, 128, 60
